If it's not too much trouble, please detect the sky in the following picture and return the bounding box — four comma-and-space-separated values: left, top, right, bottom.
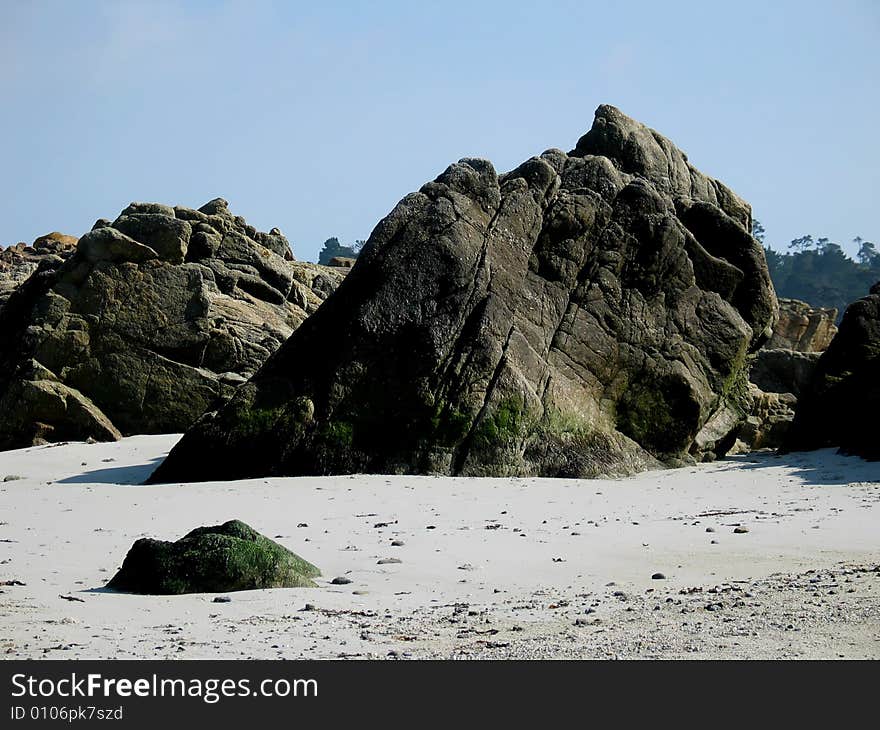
1, 0, 877, 262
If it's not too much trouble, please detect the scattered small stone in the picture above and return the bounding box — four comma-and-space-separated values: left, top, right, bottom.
331, 576, 353, 585
377, 558, 402, 565
302, 603, 317, 611
2, 475, 23, 482
212, 596, 231, 603
733, 527, 749, 534
0, 580, 25, 586
297, 523, 308, 528
552, 557, 565, 563
705, 527, 715, 533
651, 573, 666, 580
391, 540, 405, 546
58, 594, 84, 603
458, 563, 475, 571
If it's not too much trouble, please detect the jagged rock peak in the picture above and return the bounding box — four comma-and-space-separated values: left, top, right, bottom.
151, 105, 777, 483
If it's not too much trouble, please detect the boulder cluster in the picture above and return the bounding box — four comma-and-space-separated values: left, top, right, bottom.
766, 298, 837, 352
2, 105, 874, 474
0, 199, 346, 450
786, 283, 879, 459
733, 299, 838, 452
151, 105, 778, 483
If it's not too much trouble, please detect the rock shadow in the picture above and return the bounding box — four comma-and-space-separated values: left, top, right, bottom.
56, 456, 166, 485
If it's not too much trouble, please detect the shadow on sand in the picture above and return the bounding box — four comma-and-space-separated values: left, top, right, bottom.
56, 456, 166, 485
721, 449, 879, 486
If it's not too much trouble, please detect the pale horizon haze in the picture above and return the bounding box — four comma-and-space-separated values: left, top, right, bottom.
1, 0, 877, 261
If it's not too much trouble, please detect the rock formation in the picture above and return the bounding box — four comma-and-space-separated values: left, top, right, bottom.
766, 298, 837, 352
0, 199, 346, 450
152, 106, 777, 483
786, 283, 879, 459
107, 520, 320, 594
749, 348, 820, 399
0, 233, 77, 310
737, 297, 841, 452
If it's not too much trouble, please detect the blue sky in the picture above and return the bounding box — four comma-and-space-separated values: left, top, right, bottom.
1, 0, 877, 262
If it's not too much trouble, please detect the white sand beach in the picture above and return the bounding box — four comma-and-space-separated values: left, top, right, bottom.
1, 435, 878, 659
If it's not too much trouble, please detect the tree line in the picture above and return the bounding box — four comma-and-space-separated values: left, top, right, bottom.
753, 220, 879, 321
316, 237, 365, 265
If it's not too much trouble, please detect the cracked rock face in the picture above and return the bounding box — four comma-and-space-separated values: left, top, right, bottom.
0, 199, 346, 450
786, 282, 880, 459
0, 232, 78, 310
767, 298, 837, 352
151, 105, 777, 483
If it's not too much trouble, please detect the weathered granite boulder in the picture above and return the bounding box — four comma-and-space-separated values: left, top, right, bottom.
0, 233, 78, 310
106, 520, 320, 594
749, 349, 820, 398
767, 298, 837, 352
0, 200, 346, 450
151, 105, 777, 483
786, 283, 880, 459
731, 383, 797, 453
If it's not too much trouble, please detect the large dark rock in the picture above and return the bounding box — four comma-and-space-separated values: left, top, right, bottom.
106, 520, 320, 594
151, 105, 777, 483
0, 200, 347, 450
786, 283, 880, 459
749, 348, 820, 398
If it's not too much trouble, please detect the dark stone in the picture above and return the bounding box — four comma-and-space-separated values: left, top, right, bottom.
0, 201, 347, 450
786, 284, 880, 459
150, 105, 776, 483
750, 349, 820, 398
106, 520, 320, 594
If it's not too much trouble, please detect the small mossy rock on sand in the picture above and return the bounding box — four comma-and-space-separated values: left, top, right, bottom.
786, 283, 880, 459
106, 520, 320, 594
151, 105, 777, 483
0, 200, 347, 451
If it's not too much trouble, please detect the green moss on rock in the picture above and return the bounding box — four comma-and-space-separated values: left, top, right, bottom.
106, 519, 320, 595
